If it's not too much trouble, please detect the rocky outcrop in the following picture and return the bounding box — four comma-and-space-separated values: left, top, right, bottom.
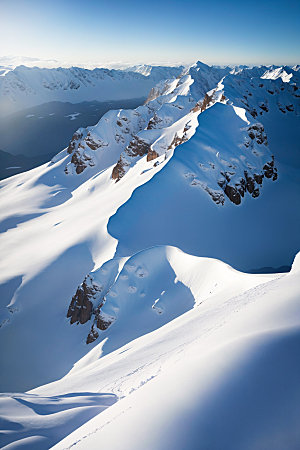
145, 86, 162, 104
144, 77, 181, 104
263, 156, 277, 180
112, 137, 151, 181
186, 114, 278, 207
126, 136, 151, 158
86, 325, 99, 344
65, 128, 110, 175
68, 149, 95, 175
85, 308, 116, 344
167, 123, 191, 151
146, 113, 163, 130
111, 159, 126, 181
222, 183, 242, 205
216, 155, 277, 206
147, 149, 159, 162
249, 108, 258, 118
67, 130, 84, 154
191, 92, 214, 113
94, 307, 114, 331
64, 100, 159, 176
67, 261, 120, 344
67, 275, 102, 325
167, 133, 187, 150
246, 123, 268, 146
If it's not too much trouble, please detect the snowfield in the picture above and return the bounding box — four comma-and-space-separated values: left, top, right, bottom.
0, 61, 299, 449
52, 254, 300, 450
1, 252, 300, 449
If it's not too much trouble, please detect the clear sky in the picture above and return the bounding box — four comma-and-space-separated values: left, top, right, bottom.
1, 0, 299, 67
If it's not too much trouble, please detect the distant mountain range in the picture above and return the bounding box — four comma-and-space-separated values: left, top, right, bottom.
0, 64, 184, 116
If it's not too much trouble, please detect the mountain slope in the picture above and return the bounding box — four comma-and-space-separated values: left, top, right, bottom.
52, 254, 300, 450
53, 259, 300, 450
1, 250, 299, 449
0, 61, 299, 395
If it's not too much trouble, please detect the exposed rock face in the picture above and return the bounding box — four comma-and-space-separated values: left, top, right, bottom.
222, 69, 300, 122
67, 260, 119, 343
67, 131, 84, 154
167, 123, 191, 151
67, 275, 101, 325
144, 77, 181, 104
64, 82, 175, 177
86, 305, 115, 344
223, 183, 242, 205
112, 137, 151, 181
111, 159, 126, 181
63, 66, 225, 181
171, 133, 186, 148
201, 93, 214, 112
249, 108, 258, 118
86, 325, 99, 344
191, 92, 214, 113
146, 113, 163, 130
216, 156, 277, 206
263, 156, 278, 180
246, 123, 268, 146
126, 137, 151, 158
65, 128, 111, 175
184, 111, 278, 207
213, 124, 277, 205
112, 118, 194, 181
147, 149, 159, 162
144, 86, 168, 105
145, 87, 160, 104
69, 149, 95, 175
95, 308, 114, 331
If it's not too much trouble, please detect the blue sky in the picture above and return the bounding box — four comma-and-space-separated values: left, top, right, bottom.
1, 0, 299, 66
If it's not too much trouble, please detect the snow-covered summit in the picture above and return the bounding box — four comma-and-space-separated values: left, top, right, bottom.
63, 61, 284, 208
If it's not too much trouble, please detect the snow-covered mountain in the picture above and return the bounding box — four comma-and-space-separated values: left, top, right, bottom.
1, 251, 300, 449
0, 65, 184, 116
0, 60, 299, 449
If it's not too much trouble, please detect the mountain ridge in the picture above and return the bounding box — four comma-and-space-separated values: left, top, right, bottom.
0, 61, 299, 442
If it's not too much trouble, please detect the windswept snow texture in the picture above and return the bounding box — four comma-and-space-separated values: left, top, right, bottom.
0, 60, 299, 407
1, 250, 300, 449
0, 392, 117, 449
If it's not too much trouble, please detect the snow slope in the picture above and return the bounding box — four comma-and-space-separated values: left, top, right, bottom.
0, 392, 116, 449
52, 254, 300, 450
0, 60, 299, 397
0, 65, 183, 116
1, 250, 299, 449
